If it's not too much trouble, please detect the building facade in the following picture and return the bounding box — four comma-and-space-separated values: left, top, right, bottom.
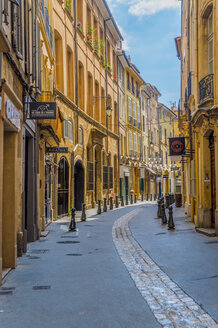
125, 56, 144, 200
0, 0, 41, 283
176, 0, 218, 234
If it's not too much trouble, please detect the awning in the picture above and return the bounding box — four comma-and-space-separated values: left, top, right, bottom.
146, 167, 157, 175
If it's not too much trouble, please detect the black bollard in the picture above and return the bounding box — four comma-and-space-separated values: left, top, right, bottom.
157, 200, 162, 219
103, 198, 107, 212
161, 204, 168, 224
97, 200, 101, 215
121, 196, 124, 207
134, 194, 137, 203
109, 196, 113, 210
168, 206, 175, 230
69, 208, 76, 231
115, 196, 119, 208
165, 195, 169, 208
150, 194, 153, 201
126, 195, 129, 206
81, 203, 86, 221
141, 193, 143, 202
131, 194, 133, 204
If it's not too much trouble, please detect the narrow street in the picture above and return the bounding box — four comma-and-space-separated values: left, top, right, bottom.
1, 204, 218, 328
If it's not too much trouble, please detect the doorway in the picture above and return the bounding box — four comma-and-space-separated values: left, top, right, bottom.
45, 163, 52, 224
209, 132, 216, 228
74, 161, 84, 210
58, 157, 69, 216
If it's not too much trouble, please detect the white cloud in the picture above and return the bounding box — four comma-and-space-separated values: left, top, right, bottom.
129, 0, 180, 16
107, 0, 180, 16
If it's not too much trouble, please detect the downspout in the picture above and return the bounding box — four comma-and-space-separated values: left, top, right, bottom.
72, 0, 79, 208
117, 54, 120, 197
74, 0, 79, 145
104, 18, 109, 200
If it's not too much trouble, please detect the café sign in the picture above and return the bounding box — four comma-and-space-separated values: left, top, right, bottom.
6, 100, 21, 131
29, 102, 57, 119
46, 147, 68, 153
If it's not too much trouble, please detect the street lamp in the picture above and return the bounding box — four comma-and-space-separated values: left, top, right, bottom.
106, 105, 112, 117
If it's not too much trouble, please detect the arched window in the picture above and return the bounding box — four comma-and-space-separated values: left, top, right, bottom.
79, 127, 83, 145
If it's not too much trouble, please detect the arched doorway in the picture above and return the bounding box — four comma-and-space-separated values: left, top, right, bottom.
74, 161, 84, 210
58, 157, 69, 216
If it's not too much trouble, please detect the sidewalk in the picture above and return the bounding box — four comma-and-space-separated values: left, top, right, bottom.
129, 205, 218, 323
65, 200, 157, 223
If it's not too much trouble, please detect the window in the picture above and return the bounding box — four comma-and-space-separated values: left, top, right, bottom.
127, 72, 130, 90
103, 166, 108, 190
133, 101, 136, 126
128, 97, 132, 123
160, 126, 162, 142
109, 167, 113, 189
143, 116, 145, 132
164, 128, 167, 144
129, 131, 132, 156
132, 77, 135, 94
166, 152, 168, 165
138, 135, 141, 158
163, 112, 166, 121
79, 127, 83, 145
208, 11, 214, 74
63, 120, 73, 142
133, 133, 137, 157
137, 105, 141, 129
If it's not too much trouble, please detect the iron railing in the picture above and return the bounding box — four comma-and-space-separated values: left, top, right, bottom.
199, 74, 214, 103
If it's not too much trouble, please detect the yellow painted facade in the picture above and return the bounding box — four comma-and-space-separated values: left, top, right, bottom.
125, 59, 144, 198
179, 0, 218, 233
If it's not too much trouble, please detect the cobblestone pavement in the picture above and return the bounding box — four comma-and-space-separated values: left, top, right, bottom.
112, 206, 218, 328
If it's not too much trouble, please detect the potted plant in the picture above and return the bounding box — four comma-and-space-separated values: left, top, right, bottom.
77, 20, 82, 31
66, 0, 71, 11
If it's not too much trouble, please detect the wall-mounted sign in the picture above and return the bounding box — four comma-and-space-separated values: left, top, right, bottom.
29, 102, 57, 119
46, 147, 68, 153
169, 137, 185, 156
6, 100, 21, 131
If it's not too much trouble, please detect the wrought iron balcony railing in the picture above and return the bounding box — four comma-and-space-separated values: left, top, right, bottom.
199, 74, 214, 103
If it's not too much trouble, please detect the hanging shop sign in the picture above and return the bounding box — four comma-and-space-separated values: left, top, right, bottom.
169, 137, 185, 156
46, 147, 68, 153
6, 100, 21, 131
29, 102, 57, 119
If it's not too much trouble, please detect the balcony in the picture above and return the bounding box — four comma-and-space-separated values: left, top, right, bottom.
199, 74, 214, 103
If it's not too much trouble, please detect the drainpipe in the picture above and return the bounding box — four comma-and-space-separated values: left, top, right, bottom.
104, 17, 112, 201
74, 0, 79, 145
195, 132, 199, 227
117, 54, 120, 197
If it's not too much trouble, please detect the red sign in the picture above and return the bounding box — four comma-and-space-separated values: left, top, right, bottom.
169, 137, 185, 156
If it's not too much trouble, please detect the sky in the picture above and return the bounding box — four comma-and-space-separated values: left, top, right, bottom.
107, 0, 181, 107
